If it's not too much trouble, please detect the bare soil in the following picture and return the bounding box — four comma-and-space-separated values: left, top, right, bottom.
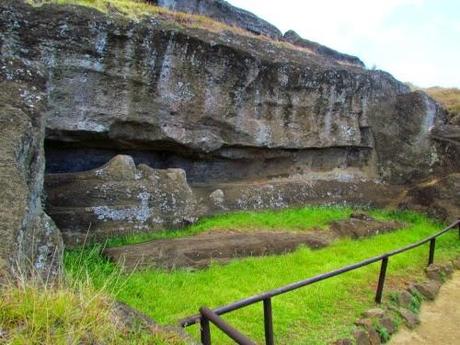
103, 215, 402, 270
390, 271, 460, 345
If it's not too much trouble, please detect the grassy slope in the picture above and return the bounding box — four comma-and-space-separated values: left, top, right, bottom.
0, 280, 185, 345
65, 208, 460, 345
105, 206, 353, 247
407, 82, 460, 123
28, 0, 262, 37
425, 87, 460, 123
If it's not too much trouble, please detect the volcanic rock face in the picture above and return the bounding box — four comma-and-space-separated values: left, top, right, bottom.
154, 0, 282, 39
46, 155, 197, 245
0, 55, 63, 278
0, 0, 455, 248
5, 0, 439, 184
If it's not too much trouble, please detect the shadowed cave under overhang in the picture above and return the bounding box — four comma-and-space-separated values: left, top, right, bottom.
44, 138, 375, 184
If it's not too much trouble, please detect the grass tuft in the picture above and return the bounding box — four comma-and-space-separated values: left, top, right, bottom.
0, 273, 185, 344
26, 0, 319, 59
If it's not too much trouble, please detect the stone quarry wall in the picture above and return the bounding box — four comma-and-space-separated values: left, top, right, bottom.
0, 0, 456, 249
0, 53, 63, 278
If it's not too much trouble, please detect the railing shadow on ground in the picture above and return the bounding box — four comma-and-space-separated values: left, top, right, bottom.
179, 219, 460, 345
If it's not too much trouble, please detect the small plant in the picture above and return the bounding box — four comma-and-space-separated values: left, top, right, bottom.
388, 291, 400, 305
409, 290, 423, 314
375, 324, 390, 343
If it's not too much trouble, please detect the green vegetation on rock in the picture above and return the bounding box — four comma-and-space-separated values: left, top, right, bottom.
65, 208, 460, 345
104, 206, 353, 247
425, 87, 460, 124
28, 0, 263, 36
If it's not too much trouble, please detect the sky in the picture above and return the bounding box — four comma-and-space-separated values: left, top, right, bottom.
228, 0, 460, 88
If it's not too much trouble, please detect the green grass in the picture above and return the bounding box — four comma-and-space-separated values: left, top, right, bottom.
27, 0, 262, 36
27, 0, 317, 60
65, 208, 460, 345
0, 278, 185, 345
104, 206, 354, 247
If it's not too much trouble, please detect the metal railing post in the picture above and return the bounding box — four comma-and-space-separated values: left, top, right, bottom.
179, 221, 460, 343
428, 238, 436, 266
375, 257, 388, 304
200, 315, 211, 345
263, 298, 275, 345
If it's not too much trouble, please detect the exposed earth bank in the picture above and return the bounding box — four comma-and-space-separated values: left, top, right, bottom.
103, 214, 403, 270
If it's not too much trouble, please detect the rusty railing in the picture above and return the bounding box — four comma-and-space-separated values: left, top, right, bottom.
180, 219, 460, 345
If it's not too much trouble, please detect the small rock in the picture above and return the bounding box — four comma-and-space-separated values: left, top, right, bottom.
353, 329, 371, 345
368, 328, 381, 345
425, 264, 444, 282
414, 280, 441, 300
452, 257, 460, 270
350, 212, 374, 221
355, 318, 373, 330
379, 317, 397, 334
442, 262, 454, 277
209, 189, 225, 208
398, 291, 414, 309
363, 308, 385, 319
398, 307, 420, 329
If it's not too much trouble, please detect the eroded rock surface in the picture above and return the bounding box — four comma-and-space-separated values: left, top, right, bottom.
400, 174, 460, 223
46, 154, 406, 244
0, 1, 445, 184
46, 155, 197, 246
0, 0, 456, 251
0, 56, 63, 278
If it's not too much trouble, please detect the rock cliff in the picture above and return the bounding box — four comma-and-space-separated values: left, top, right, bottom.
0, 55, 63, 278
153, 0, 282, 39
0, 0, 456, 249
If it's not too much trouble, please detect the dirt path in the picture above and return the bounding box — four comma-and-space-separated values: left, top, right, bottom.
390, 271, 460, 345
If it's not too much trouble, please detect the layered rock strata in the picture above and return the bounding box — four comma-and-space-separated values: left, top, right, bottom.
0, 0, 456, 248
0, 55, 63, 278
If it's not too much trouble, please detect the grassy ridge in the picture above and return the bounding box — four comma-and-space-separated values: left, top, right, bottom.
104, 206, 353, 247
27, 0, 260, 36
407, 82, 460, 124
65, 208, 460, 344
425, 87, 460, 124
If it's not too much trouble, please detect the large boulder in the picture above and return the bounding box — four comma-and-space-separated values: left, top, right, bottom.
45, 155, 198, 246
0, 55, 63, 279
367, 91, 447, 184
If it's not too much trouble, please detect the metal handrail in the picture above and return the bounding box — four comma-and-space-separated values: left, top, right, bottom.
180, 219, 460, 345
199, 307, 256, 345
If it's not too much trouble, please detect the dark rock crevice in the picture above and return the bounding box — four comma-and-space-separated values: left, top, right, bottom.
45, 139, 375, 184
